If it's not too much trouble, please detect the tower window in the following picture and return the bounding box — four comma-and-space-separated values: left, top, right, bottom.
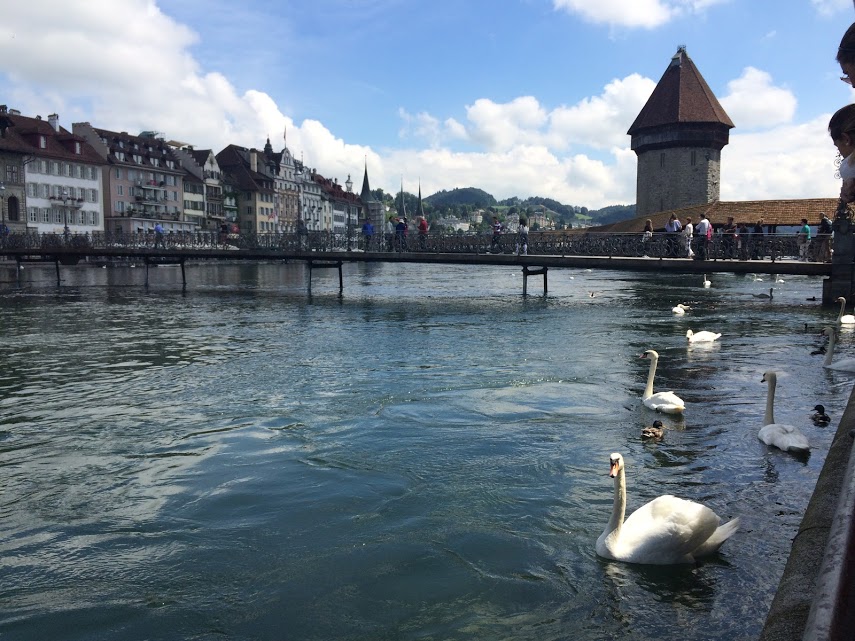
691, 150, 697, 166
660, 153, 665, 168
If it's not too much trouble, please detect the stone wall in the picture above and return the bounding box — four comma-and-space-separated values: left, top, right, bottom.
636, 146, 721, 219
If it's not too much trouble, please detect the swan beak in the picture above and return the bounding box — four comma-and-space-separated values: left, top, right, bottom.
609, 460, 620, 478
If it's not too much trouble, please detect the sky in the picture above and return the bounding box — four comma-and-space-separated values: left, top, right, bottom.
1, 0, 854, 209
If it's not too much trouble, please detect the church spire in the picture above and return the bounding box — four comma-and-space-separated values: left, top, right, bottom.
417, 180, 426, 218
360, 157, 373, 202
399, 176, 407, 218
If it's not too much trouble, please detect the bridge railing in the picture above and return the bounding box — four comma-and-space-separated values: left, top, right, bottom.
0, 229, 827, 262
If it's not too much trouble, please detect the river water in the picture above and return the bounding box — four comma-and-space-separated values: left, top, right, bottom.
0, 261, 851, 640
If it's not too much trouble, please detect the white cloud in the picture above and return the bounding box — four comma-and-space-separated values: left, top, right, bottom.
551, 0, 728, 29
719, 67, 797, 130
811, 0, 853, 17
465, 96, 549, 150
722, 115, 839, 201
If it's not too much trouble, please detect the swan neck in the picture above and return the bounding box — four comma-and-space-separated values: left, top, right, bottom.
643, 356, 657, 399
605, 468, 626, 539
765, 377, 776, 425
824, 332, 837, 367
839, 299, 846, 323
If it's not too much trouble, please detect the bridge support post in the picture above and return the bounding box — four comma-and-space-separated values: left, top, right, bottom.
16, 258, 22, 286
522, 266, 547, 296
307, 260, 344, 294
145, 258, 150, 288
180, 259, 186, 289
54, 259, 61, 286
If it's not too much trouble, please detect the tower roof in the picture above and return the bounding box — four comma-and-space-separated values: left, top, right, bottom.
627, 47, 734, 135
360, 160, 374, 202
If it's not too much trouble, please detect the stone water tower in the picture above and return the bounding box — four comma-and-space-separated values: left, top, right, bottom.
628, 47, 734, 218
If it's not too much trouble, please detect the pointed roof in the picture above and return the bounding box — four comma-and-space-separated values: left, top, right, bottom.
360, 159, 374, 202
417, 182, 426, 218
627, 47, 734, 135
399, 177, 407, 217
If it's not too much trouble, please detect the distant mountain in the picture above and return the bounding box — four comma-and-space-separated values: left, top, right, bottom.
425, 187, 496, 208
588, 204, 636, 225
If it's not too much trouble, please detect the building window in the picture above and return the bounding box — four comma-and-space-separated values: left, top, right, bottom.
6, 165, 19, 184
90, 211, 99, 226
117, 185, 123, 196
115, 167, 121, 179
39, 135, 46, 149
75, 141, 81, 155
28, 207, 37, 223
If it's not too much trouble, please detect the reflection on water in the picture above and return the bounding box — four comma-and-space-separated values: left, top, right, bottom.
0, 262, 851, 640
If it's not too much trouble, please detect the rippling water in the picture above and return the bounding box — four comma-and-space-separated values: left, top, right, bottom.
0, 262, 851, 640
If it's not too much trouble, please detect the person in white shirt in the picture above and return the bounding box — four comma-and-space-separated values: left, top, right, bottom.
694, 214, 711, 261
683, 217, 694, 258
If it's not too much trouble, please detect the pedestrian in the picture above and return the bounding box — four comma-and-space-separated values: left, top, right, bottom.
683, 217, 694, 258
361, 219, 374, 251
395, 216, 408, 251
219, 222, 229, 247
797, 218, 812, 261
296, 217, 308, 250
751, 218, 764, 260
516, 217, 528, 256
722, 216, 737, 259
817, 212, 833, 262
737, 222, 749, 260
641, 219, 653, 256
694, 213, 711, 261
154, 222, 164, 248
665, 214, 682, 256
385, 215, 395, 251
490, 216, 503, 253
417, 215, 429, 250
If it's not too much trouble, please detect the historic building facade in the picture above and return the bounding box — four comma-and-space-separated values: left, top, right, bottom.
628, 47, 734, 218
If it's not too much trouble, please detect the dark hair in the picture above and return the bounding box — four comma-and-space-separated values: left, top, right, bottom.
839, 23, 855, 65
829, 104, 855, 140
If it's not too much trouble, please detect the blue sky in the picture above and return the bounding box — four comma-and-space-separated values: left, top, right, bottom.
1, 0, 854, 208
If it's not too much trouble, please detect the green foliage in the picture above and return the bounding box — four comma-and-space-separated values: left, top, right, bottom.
424, 187, 496, 208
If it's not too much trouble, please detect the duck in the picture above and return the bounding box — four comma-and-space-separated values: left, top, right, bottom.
686, 329, 722, 343
758, 371, 810, 454
835, 297, 855, 324
640, 350, 685, 414
811, 404, 831, 426
595, 453, 740, 565
702, 274, 711, 288
753, 288, 774, 299
821, 327, 855, 372
641, 420, 664, 440
671, 303, 690, 315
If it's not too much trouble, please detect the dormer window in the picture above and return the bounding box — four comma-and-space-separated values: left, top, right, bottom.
74, 141, 81, 155
39, 135, 46, 149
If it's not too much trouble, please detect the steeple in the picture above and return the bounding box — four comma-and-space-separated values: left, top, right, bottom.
399, 177, 407, 218
263, 136, 273, 156
417, 181, 426, 218
360, 157, 374, 202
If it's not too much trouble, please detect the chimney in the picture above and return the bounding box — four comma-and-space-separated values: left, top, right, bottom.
48, 113, 59, 131
250, 149, 258, 172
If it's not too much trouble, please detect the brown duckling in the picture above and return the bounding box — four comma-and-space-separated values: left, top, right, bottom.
811, 405, 831, 426
641, 420, 665, 440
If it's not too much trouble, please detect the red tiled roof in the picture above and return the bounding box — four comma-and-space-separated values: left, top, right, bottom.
0, 112, 103, 164
591, 199, 839, 232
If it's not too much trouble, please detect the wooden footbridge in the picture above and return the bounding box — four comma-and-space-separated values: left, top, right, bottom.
0, 229, 834, 298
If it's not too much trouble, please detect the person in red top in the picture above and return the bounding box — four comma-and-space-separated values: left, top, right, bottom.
417, 216, 429, 250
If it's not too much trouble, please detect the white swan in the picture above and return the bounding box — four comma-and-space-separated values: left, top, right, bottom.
775, 275, 785, 284
702, 274, 711, 288
758, 371, 810, 454
640, 350, 685, 414
671, 303, 689, 315
686, 329, 721, 343
835, 297, 855, 324
596, 453, 740, 565
821, 327, 855, 372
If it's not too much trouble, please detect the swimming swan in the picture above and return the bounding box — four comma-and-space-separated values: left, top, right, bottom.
702, 274, 711, 288
671, 303, 689, 315
758, 371, 809, 454
640, 350, 685, 414
686, 329, 721, 343
821, 327, 855, 372
595, 453, 740, 565
835, 297, 855, 324
753, 288, 774, 299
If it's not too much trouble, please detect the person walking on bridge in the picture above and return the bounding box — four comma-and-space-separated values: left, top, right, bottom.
694, 213, 710, 261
